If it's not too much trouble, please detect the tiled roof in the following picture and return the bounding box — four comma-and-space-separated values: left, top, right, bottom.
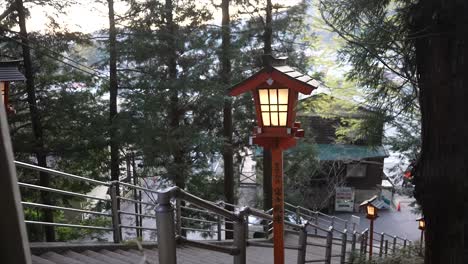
317, 144, 389, 161
0, 61, 26, 81
272, 65, 319, 88
229, 62, 318, 96
305, 116, 340, 144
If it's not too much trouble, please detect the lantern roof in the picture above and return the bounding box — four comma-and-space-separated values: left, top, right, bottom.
359, 195, 378, 207
229, 59, 319, 96
416, 217, 424, 221
0, 60, 26, 82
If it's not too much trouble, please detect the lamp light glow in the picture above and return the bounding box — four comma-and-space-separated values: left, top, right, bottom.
228, 56, 318, 264
0, 82, 5, 103
367, 204, 375, 217
259, 88, 289, 127
417, 218, 425, 230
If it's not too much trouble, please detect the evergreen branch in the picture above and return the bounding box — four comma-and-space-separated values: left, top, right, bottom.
0, 2, 16, 22
318, 0, 417, 86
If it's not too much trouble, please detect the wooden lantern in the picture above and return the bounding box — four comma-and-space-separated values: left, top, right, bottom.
0, 60, 26, 113
417, 217, 425, 231
229, 56, 318, 150
229, 56, 318, 264
360, 199, 379, 220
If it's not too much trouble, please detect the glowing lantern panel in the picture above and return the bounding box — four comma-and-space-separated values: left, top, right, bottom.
418, 218, 425, 230
259, 88, 289, 127
0, 82, 5, 103
367, 204, 375, 217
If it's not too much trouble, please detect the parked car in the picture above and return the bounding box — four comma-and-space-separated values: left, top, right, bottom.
247, 212, 306, 238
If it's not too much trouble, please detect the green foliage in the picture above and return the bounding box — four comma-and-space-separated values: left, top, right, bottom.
2, 0, 320, 241
283, 136, 320, 205
301, 93, 385, 145
318, 0, 421, 185
349, 243, 424, 264
55, 214, 112, 242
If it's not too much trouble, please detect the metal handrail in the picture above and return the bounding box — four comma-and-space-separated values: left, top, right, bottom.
118, 196, 155, 207
15, 160, 411, 264
22, 202, 111, 217
176, 188, 240, 222
286, 202, 348, 223
118, 210, 156, 219
181, 227, 217, 233
15, 161, 110, 186
25, 220, 113, 231
118, 181, 159, 195
120, 225, 157, 231
181, 205, 218, 214
18, 182, 110, 201
181, 216, 218, 225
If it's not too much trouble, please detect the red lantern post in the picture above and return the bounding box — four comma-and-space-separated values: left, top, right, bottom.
229, 56, 318, 264
417, 217, 425, 255
360, 199, 379, 261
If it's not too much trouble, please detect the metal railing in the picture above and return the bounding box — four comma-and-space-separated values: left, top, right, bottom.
15, 161, 158, 243
15, 161, 412, 263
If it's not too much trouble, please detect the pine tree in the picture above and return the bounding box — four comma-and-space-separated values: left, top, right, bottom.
15, 0, 55, 241
119, 0, 222, 193
220, 0, 235, 239
319, 0, 467, 261
107, 0, 120, 186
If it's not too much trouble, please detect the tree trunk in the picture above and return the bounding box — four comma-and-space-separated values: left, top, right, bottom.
413, 1, 467, 263
263, 0, 272, 56
107, 0, 119, 186
16, 0, 55, 242
262, 0, 273, 211
163, 0, 184, 191
221, 0, 234, 239
164, 0, 186, 237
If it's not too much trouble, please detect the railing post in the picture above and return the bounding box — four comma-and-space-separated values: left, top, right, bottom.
331, 216, 335, 228
110, 183, 121, 243
314, 212, 319, 235
156, 189, 176, 264
392, 236, 397, 254
297, 226, 307, 264
325, 226, 333, 264
244, 216, 249, 239
296, 206, 301, 225
340, 229, 347, 264
217, 215, 222, 241
403, 238, 407, 255
379, 233, 385, 257
359, 232, 364, 256
350, 231, 357, 263
175, 199, 181, 236
264, 220, 270, 239
384, 240, 389, 256
233, 212, 246, 264
363, 231, 368, 256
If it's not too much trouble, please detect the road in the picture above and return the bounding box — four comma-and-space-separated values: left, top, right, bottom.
334, 195, 422, 241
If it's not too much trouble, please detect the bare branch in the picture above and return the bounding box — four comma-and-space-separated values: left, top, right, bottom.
0, 3, 16, 22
